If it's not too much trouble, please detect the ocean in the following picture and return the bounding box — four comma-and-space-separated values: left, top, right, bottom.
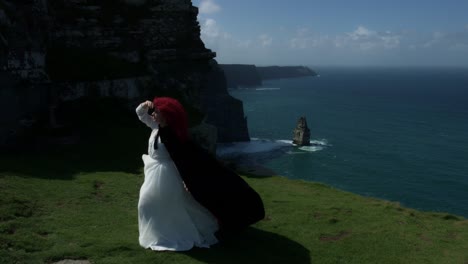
219, 66, 468, 218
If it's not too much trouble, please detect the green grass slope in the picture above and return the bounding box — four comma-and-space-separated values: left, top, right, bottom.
2, 161, 468, 264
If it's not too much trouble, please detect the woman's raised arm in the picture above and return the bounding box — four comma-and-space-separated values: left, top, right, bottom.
136, 101, 158, 129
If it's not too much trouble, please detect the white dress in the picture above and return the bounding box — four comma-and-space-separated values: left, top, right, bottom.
136, 104, 219, 251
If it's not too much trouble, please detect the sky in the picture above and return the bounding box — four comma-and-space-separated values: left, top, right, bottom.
192, 0, 468, 67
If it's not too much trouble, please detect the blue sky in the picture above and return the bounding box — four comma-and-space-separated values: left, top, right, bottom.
192, 0, 468, 66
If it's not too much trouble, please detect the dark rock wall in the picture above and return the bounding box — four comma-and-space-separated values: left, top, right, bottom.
0, 0, 249, 149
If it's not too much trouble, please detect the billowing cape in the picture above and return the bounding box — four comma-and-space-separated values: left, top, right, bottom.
159, 126, 265, 232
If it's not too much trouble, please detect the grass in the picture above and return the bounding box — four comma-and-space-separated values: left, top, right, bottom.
1, 100, 468, 263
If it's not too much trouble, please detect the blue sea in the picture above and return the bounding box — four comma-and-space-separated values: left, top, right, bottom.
219, 66, 468, 218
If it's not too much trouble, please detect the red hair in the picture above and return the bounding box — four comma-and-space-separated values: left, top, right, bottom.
153, 97, 189, 142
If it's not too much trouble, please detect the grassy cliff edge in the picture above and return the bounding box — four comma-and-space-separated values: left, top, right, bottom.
1, 159, 467, 263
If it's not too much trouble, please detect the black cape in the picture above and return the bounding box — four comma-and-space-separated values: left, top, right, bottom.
159, 126, 265, 232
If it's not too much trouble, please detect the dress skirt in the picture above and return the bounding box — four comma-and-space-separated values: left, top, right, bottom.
138, 154, 219, 251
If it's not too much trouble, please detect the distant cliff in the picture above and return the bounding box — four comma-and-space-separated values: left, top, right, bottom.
220, 64, 261, 88
0, 0, 249, 150
219, 64, 317, 88
257, 66, 317, 80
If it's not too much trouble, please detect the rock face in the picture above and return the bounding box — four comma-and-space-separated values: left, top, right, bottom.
292, 117, 310, 146
0, 0, 249, 149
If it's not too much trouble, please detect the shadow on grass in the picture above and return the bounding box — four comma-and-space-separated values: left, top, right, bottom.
186, 227, 311, 264
0, 148, 145, 180
0, 126, 148, 180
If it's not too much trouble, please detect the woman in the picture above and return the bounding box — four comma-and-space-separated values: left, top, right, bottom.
136, 98, 218, 251
153, 98, 265, 236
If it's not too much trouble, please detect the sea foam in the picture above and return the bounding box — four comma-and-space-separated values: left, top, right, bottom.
217, 138, 328, 157
255, 87, 281, 91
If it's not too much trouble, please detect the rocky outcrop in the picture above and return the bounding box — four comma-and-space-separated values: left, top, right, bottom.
292, 117, 310, 146
219, 64, 317, 88
0, 0, 249, 150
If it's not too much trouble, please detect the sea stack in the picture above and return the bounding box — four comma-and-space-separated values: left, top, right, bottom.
293, 117, 311, 146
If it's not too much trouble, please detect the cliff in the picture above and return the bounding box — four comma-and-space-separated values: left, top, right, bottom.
219, 64, 262, 88
257, 66, 317, 80
0, 0, 249, 150
219, 64, 317, 88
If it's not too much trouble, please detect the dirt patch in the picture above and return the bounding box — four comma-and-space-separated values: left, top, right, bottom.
92, 180, 105, 198
419, 234, 432, 243
445, 231, 459, 240
319, 231, 351, 242
38, 231, 49, 237
312, 212, 322, 219
93, 180, 104, 190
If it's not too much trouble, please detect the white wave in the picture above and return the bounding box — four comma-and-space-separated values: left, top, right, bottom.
276, 139, 294, 145
284, 139, 329, 147
217, 138, 329, 156
255, 87, 281, 91
310, 139, 330, 146
298, 146, 324, 152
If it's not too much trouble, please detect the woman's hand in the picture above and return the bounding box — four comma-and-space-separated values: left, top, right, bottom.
142, 100, 154, 109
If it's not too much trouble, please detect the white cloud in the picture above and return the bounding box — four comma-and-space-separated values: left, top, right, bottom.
342, 26, 400, 50
201, 18, 221, 38
258, 34, 272, 47
236, 40, 252, 48
199, 17, 252, 50
297, 27, 310, 37
199, 0, 221, 15
199, 18, 272, 50
344, 26, 401, 51
357, 42, 374, 50
423, 32, 449, 48
198, 15, 468, 66
449, 43, 468, 51
290, 38, 307, 49
381, 35, 400, 49
420, 29, 468, 52
289, 28, 331, 49
348, 26, 375, 40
